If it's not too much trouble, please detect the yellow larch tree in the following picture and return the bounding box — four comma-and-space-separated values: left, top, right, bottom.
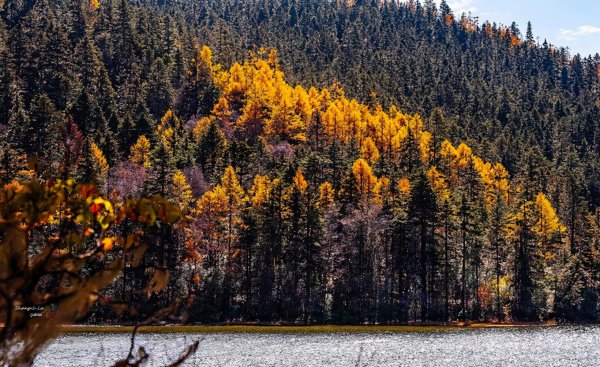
473, 157, 511, 208
318, 181, 335, 209
427, 167, 450, 202
249, 174, 271, 207
455, 143, 473, 170
352, 158, 378, 200
193, 116, 213, 141
373, 176, 391, 205
212, 97, 232, 125
391, 126, 409, 152
219, 166, 246, 259
418, 131, 432, 163
439, 140, 458, 168
293, 168, 308, 193
89, 142, 109, 191
129, 135, 152, 168
90, 142, 109, 178
491, 163, 510, 202
90, 0, 100, 11
398, 177, 412, 197
171, 170, 193, 212
534, 192, 565, 250
361, 137, 380, 164
157, 109, 181, 150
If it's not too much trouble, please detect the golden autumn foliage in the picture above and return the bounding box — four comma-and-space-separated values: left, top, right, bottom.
250, 174, 271, 207
506, 189, 565, 262
461, 16, 478, 33
510, 33, 522, 47
201, 44, 521, 201
129, 135, 152, 168
373, 176, 391, 205
398, 177, 412, 197
427, 167, 449, 202
193, 166, 246, 259
473, 157, 510, 207
157, 109, 182, 149
440, 139, 458, 163
352, 158, 377, 199
293, 168, 308, 193
418, 131, 432, 163
534, 192, 565, 239
193, 44, 525, 222
196, 166, 245, 221
318, 181, 335, 209
192, 116, 213, 140
220, 166, 245, 207
455, 143, 473, 169
361, 137, 380, 164
212, 97, 232, 124
90, 142, 109, 177
209, 46, 432, 152
89, 0, 100, 11
200, 46, 214, 73
196, 186, 229, 219
171, 170, 193, 211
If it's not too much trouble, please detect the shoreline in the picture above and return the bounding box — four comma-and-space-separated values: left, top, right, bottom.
58, 322, 566, 334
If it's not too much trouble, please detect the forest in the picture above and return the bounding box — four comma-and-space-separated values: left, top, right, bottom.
0, 0, 599, 330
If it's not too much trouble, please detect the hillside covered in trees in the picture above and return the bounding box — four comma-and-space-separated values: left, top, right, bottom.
0, 0, 599, 325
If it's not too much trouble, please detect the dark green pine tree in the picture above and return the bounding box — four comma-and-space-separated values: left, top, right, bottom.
0, 126, 26, 184
77, 138, 96, 184
74, 32, 119, 125
0, 23, 12, 125
408, 170, 438, 321
145, 140, 176, 197
37, 18, 76, 110
116, 112, 139, 156
526, 21, 534, 44
27, 94, 62, 160
71, 90, 106, 134
176, 51, 219, 120
159, 110, 195, 169
197, 121, 228, 185
457, 161, 487, 321
7, 83, 40, 157
512, 149, 547, 321
108, 0, 140, 85
144, 57, 175, 118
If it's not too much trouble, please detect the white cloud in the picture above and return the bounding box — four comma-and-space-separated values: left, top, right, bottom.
447, 0, 477, 14
558, 25, 600, 41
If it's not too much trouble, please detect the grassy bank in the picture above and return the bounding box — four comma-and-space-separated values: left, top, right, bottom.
60, 322, 558, 334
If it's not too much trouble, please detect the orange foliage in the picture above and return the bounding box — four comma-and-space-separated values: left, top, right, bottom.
352, 158, 378, 199
398, 178, 412, 196
318, 182, 335, 209
293, 169, 308, 193
510, 34, 522, 47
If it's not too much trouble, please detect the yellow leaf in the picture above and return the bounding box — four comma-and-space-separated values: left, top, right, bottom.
293, 168, 308, 193
101, 237, 114, 252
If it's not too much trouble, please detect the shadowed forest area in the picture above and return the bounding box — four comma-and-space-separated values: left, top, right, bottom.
0, 1, 599, 347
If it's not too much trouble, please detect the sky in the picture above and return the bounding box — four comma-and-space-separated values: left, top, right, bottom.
434, 0, 600, 56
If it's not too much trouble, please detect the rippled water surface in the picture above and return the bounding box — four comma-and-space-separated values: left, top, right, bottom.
33, 326, 600, 366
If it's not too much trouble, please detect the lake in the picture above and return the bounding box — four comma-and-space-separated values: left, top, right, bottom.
33, 326, 600, 366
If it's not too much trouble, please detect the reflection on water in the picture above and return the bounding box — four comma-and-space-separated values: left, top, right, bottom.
33, 326, 600, 367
